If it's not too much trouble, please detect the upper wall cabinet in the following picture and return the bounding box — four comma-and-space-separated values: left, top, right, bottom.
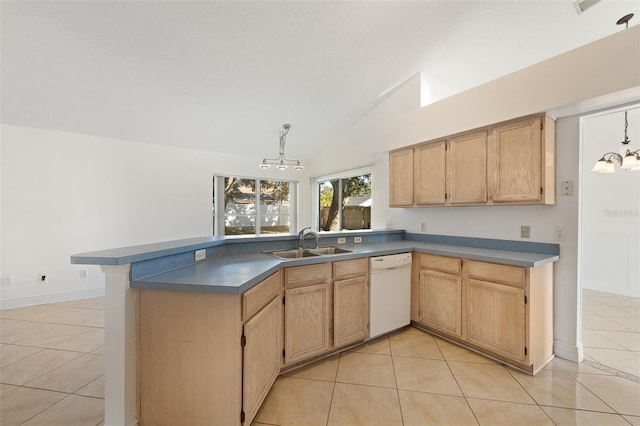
489, 115, 555, 205
389, 113, 555, 208
389, 148, 414, 207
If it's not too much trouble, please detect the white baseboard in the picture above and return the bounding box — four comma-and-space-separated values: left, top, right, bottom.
554, 339, 583, 362
0, 288, 105, 310
583, 282, 640, 298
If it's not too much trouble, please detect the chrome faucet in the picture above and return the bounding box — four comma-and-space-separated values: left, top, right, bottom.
298, 227, 320, 249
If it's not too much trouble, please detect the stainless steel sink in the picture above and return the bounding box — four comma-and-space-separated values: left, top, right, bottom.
307, 246, 352, 255
264, 246, 351, 259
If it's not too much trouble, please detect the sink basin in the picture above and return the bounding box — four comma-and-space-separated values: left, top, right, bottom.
264, 246, 352, 260
267, 249, 319, 259
307, 246, 352, 255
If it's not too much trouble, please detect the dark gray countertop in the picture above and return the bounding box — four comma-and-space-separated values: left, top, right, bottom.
131, 240, 559, 295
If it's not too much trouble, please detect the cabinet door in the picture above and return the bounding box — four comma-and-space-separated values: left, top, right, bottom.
284, 283, 331, 364
415, 141, 446, 205
243, 297, 281, 425
466, 279, 526, 362
334, 276, 368, 347
490, 116, 542, 203
389, 148, 414, 207
448, 131, 488, 205
418, 269, 462, 337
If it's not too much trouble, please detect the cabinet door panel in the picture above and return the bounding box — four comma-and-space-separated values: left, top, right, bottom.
334, 276, 368, 347
415, 141, 446, 205
389, 148, 414, 206
418, 270, 462, 337
490, 117, 542, 203
467, 279, 525, 361
448, 131, 488, 205
243, 297, 281, 425
284, 283, 331, 364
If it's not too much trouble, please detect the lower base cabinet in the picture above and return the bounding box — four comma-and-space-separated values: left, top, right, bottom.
412, 254, 553, 374
334, 276, 369, 347
418, 269, 462, 337
284, 282, 332, 365
242, 296, 281, 424
466, 279, 525, 362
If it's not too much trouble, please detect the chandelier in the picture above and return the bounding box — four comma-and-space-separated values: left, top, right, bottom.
592, 111, 640, 173
259, 124, 303, 170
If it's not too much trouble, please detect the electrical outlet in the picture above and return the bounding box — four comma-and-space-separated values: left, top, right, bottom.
420, 222, 427, 232
386, 221, 393, 229
39, 274, 48, 283
354, 236, 362, 244
561, 181, 574, 196
337, 237, 346, 244
79, 270, 88, 278
554, 227, 564, 241
1, 276, 13, 287
520, 226, 531, 239
195, 249, 206, 262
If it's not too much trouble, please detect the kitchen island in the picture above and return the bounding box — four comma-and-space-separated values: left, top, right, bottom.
72, 231, 558, 426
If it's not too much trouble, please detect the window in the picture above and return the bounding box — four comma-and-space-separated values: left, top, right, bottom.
316, 170, 371, 232
213, 176, 297, 236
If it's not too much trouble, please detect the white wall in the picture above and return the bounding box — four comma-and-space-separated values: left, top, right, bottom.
0, 124, 305, 308
581, 107, 640, 297
305, 26, 640, 362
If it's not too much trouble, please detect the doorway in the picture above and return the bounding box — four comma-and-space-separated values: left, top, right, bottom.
580, 105, 640, 377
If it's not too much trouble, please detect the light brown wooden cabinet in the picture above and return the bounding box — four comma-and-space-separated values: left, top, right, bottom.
284, 282, 332, 364
489, 115, 555, 204
411, 254, 553, 374
466, 279, 525, 362
283, 259, 369, 366
411, 131, 488, 206
389, 113, 555, 208
389, 148, 414, 206
414, 141, 446, 205
416, 254, 463, 337
448, 130, 488, 205
334, 276, 368, 346
138, 271, 283, 426
418, 269, 463, 338
243, 296, 281, 423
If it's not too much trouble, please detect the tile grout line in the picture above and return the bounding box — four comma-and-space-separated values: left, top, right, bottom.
387, 342, 405, 426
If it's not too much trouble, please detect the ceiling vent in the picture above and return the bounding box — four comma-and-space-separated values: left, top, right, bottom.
573, 0, 601, 14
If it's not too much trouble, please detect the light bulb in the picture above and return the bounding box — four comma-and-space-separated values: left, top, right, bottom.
605, 160, 616, 173
621, 153, 638, 170
592, 158, 608, 173
295, 161, 303, 170
259, 159, 270, 169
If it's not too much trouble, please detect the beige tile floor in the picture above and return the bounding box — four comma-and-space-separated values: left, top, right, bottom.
253, 326, 640, 426
0, 298, 105, 426
2, 295, 640, 426
582, 289, 640, 378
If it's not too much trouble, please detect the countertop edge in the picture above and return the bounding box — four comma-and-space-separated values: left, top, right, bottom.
130, 243, 559, 294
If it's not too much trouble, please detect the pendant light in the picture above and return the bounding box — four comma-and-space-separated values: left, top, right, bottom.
592, 110, 640, 173
259, 124, 303, 171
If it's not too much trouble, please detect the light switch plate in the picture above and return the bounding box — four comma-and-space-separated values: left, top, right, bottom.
521, 225, 531, 238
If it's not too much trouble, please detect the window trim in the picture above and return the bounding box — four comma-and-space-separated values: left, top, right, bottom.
312, 166, 372, 232
213, 175, 298, 237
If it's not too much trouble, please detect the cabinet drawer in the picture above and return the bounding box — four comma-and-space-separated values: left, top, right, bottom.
419, 254, 461, 274
242, 271, 281, 321
466, 260, 525, 287
333, 258, 368, 280
285, 263, 332, 288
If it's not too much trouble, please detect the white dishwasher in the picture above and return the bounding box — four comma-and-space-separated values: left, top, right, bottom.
369, 253, 412, 339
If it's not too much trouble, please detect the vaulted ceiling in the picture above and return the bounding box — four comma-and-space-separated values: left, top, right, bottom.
1, 1, 638, 161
